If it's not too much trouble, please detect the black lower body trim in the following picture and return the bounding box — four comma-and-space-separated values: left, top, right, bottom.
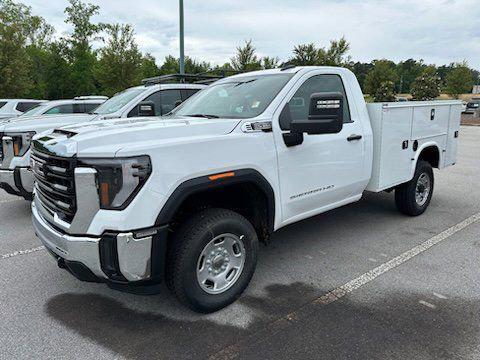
0, 182, 20, 196
13, 168, 33, 201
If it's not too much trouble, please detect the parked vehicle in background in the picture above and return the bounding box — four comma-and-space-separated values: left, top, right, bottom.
31, 66, 462, 313
464, 99, 480, 114
18, 96, 108, 118
0, 74, 211, 200
0, 99, 47, 120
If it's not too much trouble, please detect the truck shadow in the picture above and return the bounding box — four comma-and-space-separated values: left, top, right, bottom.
45, 282, 478, 360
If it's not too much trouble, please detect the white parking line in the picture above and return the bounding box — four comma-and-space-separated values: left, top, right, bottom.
313, 211, 480, 306
419, 300, 437, 309
1, 246, 45, 259
212, 211, 480, 359
433, 292, 448, 300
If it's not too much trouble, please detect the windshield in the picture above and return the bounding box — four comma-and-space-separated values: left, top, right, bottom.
19, 103, 48, 117
172, 74, 294, 119
93, 88, 145, 115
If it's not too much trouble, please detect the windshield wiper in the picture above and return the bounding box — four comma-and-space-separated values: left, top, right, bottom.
185, 114, 220, 119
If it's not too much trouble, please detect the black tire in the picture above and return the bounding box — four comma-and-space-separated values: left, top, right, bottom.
166, 208, 258, 313
395, 160, 434, 216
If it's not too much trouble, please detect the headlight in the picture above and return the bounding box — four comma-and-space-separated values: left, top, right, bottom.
79, 156, 152, 210
6, 132, 35, 157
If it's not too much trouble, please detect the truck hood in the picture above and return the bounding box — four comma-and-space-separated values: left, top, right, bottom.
2, 113, 99, 133
34, 116, 242, 157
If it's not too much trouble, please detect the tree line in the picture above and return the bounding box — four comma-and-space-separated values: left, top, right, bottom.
0, 0, 478, 101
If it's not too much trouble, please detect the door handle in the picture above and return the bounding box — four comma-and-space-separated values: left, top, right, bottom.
347, 134, 362, 141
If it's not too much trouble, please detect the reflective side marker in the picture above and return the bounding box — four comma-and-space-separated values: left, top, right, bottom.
209, 172, 235, 181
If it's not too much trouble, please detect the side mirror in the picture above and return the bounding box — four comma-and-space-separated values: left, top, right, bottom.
290, 92, 344, 135
137, 101, 156, 117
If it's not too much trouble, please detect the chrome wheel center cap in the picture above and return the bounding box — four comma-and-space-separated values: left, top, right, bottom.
212, 255, 225, 269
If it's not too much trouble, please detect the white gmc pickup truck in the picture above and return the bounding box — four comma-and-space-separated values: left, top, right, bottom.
31, 66, 461, 313
0, 79, 205, 199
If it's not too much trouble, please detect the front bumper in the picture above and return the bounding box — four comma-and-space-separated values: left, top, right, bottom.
32, 200, 168, 286
0, 168, 34, 199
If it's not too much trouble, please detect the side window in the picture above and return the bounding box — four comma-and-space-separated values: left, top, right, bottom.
0, 101, 7, 109
45, 104, 74, 114
159, 89, 182, 115
73, 104, 85, 113
128, 90, 183, 117
16, 102, 41, 112
84, 103, 100, 113
183, 88, 200, 100
280, 74, 351, 130
128, 91, 161, 117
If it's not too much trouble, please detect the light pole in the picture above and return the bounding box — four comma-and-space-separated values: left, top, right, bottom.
179, 0, 185, 75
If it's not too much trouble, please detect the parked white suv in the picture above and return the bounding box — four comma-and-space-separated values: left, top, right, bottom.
0, 99, 46, 120
0, 76, 207, 199
31, 66, 461, 312
18, 96, 108, 118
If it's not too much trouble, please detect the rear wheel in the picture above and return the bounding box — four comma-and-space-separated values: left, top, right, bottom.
166, 208, 258, 313
395, 160, 434, 216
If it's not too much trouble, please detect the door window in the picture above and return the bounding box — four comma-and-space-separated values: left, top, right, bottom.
45, 104, 72, 114
84, 103, 101, 113
128, 89, 182, 117
159, 89, 182, 115
183, 88, 201, 100
16, 102, 41, 112
280, 74, 351, 130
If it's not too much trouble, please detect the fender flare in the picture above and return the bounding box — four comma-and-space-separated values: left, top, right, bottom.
155, 168, 276, 233
411, 142, 442, 179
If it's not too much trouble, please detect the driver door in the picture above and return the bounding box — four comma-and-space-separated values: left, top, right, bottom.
273, 71, 366, 225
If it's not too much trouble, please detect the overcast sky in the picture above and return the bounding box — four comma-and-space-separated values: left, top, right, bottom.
24, 0, 480, 70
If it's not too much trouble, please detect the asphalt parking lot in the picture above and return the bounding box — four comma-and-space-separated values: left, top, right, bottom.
1, 126, 479, 360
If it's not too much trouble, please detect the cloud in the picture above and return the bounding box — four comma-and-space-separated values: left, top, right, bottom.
24, 0, 480, 69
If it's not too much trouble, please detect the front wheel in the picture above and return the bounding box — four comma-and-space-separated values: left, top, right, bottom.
166, 208, 258, 313
395, 160, 434, 216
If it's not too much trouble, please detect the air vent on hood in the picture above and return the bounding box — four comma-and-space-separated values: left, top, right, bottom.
52, 129, 77, 138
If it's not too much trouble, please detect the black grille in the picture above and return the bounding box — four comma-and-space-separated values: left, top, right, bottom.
31, 149, 77, 222
0, 132, 4, 162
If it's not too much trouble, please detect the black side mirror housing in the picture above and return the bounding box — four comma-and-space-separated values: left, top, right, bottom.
290, 92, 344, 135
137, 101, 156, 117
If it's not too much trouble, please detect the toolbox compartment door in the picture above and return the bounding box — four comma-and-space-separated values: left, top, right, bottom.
366, 104, 413, 192
444, 104, 462, 167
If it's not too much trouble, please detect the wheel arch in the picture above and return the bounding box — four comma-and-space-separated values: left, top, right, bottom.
411, 142, 442, 178
155, 169, 276, 242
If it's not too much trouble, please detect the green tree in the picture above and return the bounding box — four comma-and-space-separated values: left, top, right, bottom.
24, 15, 55, 98
0, 0, 33, 97
289, 37, 351, 67
364, 60, 398, 99
96, 24, 143, 96
139, 53, 159, 79
230, 40, 261, 71
64, 0, 105, 96
261, 56, 279, 69
44, 41, 73, 99
445, 63, 474, 99
159, 55, 210, 75
374, 81, 396, 102
317, 37, 351, 67
396, 59, 426, 93
352, 62, 374, 91
411, 67, 441, 101
290, 43, 318, 66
